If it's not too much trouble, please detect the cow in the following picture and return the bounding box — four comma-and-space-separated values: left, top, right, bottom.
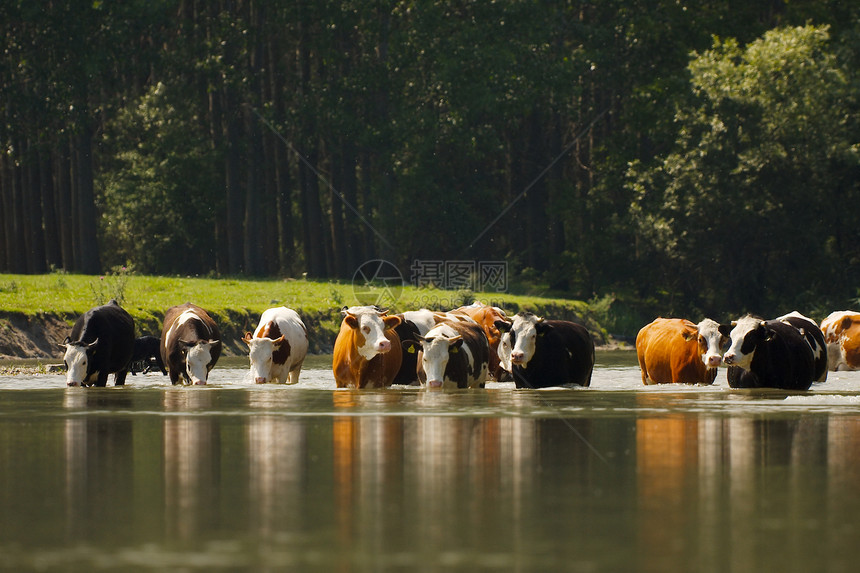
455, 302, 512, 380
403, 320, 490, 389
495, 312, 594, 388
498, 331, 512, 376
635, 318, 726, 385
62, 299, 135, 387
776, 311, 828, 382
160, 303, 222, 385
720, 315, 815, 390
332, 306, 402, 389
130, 335, 167, 375
242, 306, 308, 384
393, 308, 479, 385
820, 310, 860, 371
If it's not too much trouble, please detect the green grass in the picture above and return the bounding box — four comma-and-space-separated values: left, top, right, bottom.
0, 273, 614, 349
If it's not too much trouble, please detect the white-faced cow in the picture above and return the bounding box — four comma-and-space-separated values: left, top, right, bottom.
776, 311, 828, 382
130, 335, 167, 375
495, 312, 594, 388
404, 320, 490, 389
635, 318, 726, 385
393, 308, 479, 385
161, 303, 222, 385
333, 306, 402, 389
243, 306, 308, 384
820, 310, 860, 371
62, 300, 135, 387
720, 315, 815, 390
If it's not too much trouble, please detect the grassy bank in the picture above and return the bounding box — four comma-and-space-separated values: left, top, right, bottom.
0, 272, 620, 357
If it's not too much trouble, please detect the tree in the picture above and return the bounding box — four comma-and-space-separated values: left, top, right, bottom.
629, 25, 859, 315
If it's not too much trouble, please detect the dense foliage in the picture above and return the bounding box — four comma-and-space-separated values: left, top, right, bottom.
1, 1, 858, 321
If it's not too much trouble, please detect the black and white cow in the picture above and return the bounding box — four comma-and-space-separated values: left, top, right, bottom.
130, 335, 167, 375
776, 311, 828, 383
495, 312, 595, 388
404, 320, 490, 389
62, 300, 135, 387
160, 303, 222, 385
720, 315, 816, 390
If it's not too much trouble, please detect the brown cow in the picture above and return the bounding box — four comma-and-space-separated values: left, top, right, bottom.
161, 302, 222, 385
820, 311, 860, 371
455, 303, 511, 380
333, 306, 403, 389
636, 318, 725, 385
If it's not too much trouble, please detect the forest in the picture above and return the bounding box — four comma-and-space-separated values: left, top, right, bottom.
1, 1, 858, 320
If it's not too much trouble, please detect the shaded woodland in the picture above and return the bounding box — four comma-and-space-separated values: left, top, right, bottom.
1, 1, 858, 318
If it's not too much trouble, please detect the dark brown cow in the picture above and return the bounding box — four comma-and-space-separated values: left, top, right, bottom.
455, 303, 511, 380
161, 303, 222, 385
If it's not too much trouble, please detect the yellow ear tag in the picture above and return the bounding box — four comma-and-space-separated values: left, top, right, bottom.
451, 347, 459, 353
408, 345, 416, 354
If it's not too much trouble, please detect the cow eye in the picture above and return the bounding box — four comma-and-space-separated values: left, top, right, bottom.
362, 326, 370, 334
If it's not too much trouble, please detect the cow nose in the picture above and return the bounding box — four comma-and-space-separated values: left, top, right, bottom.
255, 377, 267, 384
67, 381, 79, 387
193, 379, 207, 385
706, 355, 722, 367
427, 379, 443, 388
723, 353, 735, 365
377, 339, 391, 353
511, 351, 524, 364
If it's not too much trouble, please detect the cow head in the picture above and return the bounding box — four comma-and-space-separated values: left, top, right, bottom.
62, 338, 99, 387
498, 312, 546, 368
343, 306, 401, 360
721, 316, 770, 370
685, 318, 727, 369
244, 332, 287, 384
413, 325, 465, 389
497, 330, 513, 374
181, 339, 220, 385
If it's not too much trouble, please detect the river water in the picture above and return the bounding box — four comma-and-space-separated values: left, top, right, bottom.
1, 352, 859, 572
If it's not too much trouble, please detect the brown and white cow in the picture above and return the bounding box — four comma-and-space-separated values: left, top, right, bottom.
161, 303, 222, 385
636, 318, 726, 385
333, 306, 402, 389
820, 310, 860, 371
404, 320, 490, 389
242, 306, 308, 384
455, 302, 511, 380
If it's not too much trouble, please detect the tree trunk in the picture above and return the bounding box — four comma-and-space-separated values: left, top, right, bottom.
74, 124, 101, 274
40, 147, 62, 270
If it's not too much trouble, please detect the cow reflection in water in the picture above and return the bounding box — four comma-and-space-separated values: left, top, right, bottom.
246, 392, 307, 538
162, 389, 220, 540
634, 392, 833, 571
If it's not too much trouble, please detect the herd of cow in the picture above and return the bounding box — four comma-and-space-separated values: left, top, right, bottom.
58, 299, 860, 391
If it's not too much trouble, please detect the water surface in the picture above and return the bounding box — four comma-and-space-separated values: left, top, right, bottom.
1, 352, 859, 572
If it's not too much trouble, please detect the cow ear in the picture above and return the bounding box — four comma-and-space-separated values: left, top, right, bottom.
383, 315, 401, 329
495, 320, 511, 333
841, 316, 853, 330
242, 332, 253, 345
681, 330, 695, 342
718, 324, 732, 337
344, 315, 359, 329
535, 321, 551, 336
272, 335, 286, 347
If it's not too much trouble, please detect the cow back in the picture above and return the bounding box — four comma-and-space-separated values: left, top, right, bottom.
636, 318, 711, 385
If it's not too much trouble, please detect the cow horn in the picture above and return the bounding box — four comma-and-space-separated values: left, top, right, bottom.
375, 306, 389, 315
87, 338, 99, 349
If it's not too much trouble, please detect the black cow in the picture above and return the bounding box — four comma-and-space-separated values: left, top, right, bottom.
720, 315, 816, 390
495, 312, 594, 388
160, 303, 222, 385
392, 314, 423, 385
776, 311, 828, 383
61, 299, 135, 387
130, 335, 167, 375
